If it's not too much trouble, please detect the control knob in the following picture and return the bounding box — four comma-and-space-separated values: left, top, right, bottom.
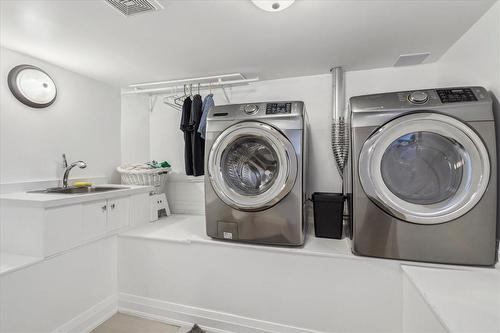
408, 91, 429, 104
243, 104, 259, 114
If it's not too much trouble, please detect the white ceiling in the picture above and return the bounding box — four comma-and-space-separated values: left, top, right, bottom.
0, 0, 496, 87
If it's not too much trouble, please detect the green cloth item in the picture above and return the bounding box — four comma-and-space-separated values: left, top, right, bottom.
159, 161, 171, 168
148, 160, 171, 169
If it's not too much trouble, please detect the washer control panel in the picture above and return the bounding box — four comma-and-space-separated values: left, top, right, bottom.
437, 88, 478, 103
408, 91, 429, 104
266, 102, 292, 114
228, 101, 302, 119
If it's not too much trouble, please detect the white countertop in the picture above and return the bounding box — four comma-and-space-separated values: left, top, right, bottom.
403, 265, 500, 333
0, 184, 153, 207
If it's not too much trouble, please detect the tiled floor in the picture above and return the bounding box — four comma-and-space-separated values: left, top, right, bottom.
92, 313, 180, 333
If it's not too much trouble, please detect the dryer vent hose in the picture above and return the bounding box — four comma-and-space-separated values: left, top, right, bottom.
331, 67, 349, 178
331, 119, 349, 177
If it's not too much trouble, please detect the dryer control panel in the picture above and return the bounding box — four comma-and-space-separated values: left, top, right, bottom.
354, 86, 489, 113
437, 88, 478, 103
350, 86, 493, 125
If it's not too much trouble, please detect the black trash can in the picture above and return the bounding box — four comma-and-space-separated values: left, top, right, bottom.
312, 192, 344, 239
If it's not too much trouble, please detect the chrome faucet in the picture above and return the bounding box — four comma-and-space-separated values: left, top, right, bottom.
62, 153, 87, 188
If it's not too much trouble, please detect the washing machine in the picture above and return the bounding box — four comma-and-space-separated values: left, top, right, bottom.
349, 87, 497, 266
205, 101, 307, 246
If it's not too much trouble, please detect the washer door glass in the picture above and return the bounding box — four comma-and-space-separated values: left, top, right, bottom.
221, 136, 279, 196
209, 122, 298, 211
359, 113, 490, 224
380, 131, 464, 205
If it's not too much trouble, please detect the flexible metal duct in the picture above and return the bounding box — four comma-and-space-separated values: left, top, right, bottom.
331, 67, 349, 178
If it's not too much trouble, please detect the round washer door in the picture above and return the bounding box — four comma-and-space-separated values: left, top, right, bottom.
208, 121, 298, 211
359, 113, 490, 224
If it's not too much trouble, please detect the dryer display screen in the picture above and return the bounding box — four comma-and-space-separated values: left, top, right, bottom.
437, 89, 477, 103
266, 103, 292, 114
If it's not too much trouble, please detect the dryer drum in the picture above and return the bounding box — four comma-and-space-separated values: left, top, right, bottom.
221, 136, 279, 196
380, 131, 465, 205
208, 121, 298, 212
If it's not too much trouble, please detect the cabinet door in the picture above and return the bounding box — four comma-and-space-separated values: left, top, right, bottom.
83, 200, 107, 240
45, 204, 83, 256
107, 196, 130, 231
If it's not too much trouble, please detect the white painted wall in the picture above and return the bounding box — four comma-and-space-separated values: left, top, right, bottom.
121, 94, 150, 164
148, 74, 338, 196
0, 47, 122, 186
122, 2, 500, 214
119, 237, 403, 333
0, 237, 117, 333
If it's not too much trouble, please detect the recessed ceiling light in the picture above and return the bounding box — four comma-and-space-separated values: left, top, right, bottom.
251, 0, 295, 12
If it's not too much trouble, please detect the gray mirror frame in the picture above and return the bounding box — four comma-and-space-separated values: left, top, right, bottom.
7, 64, 57, 108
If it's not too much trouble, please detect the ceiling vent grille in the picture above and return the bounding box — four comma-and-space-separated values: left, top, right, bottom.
394, 53, 431, 67
105, 0, 163, 16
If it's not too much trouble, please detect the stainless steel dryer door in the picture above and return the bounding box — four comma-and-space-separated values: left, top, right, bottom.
359, 113, 490, 224
208, 121, 298, 211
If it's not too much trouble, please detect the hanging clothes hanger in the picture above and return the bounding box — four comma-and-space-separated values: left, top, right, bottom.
163, 96, 181, 111
163, 86, 181, 110
174, 84, 188, 107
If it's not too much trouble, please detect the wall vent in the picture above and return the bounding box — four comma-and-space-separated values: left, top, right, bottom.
105, 0, 164, 16
394, 53, 431, 67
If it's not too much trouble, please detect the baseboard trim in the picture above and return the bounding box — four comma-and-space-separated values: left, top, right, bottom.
53, 295, 118, 333
118, 293, 325, 333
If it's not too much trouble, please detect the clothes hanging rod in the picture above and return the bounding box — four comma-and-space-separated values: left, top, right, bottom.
128, 73, 247, 88
122, 77, 259, 95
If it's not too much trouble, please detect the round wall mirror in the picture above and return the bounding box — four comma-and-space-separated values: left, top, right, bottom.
7, 64, 57, 108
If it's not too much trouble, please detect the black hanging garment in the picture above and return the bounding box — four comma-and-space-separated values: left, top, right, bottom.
191, 94, 205, 176
180, 97, 194, 176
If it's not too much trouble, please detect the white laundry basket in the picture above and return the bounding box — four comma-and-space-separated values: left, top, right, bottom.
117, 166, 171, 194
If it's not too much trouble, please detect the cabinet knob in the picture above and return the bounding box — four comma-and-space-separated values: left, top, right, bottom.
110, 203, 116, 209
102, 205, 107, 211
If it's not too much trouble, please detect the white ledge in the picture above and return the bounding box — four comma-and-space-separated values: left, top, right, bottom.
119, 214, 373, 261
119, 214, 500, 271
0, 252, 43, 275
166, 172, 204, 183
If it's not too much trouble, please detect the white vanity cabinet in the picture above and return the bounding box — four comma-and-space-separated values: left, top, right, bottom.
82, 200, 108, 240
82, 197, 131, 241
45, 196, 133, 256
45, 204, 84, 256
107, 196, 130, 231
0, 187, 151, 259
